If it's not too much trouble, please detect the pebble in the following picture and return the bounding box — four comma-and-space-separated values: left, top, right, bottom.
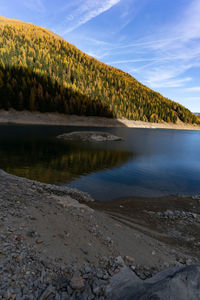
125, 256, 135, 263
115, 256, 125, 266
36, 239, 43, 244
70, 277, 85, 290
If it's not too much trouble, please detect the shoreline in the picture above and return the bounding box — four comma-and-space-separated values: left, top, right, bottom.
1, 109, 200, 130
91, 195, 200, 259
1, 170, 200, 298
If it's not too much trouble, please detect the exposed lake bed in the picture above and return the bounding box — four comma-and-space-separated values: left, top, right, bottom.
1, 169, 200, 299
1, 109, 200, 130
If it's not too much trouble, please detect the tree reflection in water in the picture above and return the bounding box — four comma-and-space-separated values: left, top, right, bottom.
0, 138, 132, 184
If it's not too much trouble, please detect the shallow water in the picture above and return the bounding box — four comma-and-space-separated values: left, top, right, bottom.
0, 125, 200, 201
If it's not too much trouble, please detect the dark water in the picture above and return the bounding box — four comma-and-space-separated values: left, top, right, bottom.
0, 125, 200, 201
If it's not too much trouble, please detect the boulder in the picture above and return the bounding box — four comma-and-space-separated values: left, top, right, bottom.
106, 264, 200, 300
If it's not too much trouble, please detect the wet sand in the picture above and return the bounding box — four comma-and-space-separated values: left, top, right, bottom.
91, 195, 200, 261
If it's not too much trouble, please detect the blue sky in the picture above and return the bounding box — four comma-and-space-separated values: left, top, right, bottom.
1, 0, 200, 112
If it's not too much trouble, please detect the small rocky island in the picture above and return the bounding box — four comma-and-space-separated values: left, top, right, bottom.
57, 131, 123, 142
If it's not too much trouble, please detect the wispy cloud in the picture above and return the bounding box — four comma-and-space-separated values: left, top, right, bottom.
60, 0, 121, 34
176, 0, 200, 42
122, 0, 200, 89
107, 54, 200, 65
22, 0, 45, 12
67, 0, 200, 92
186, 97, 200, 101
184, 87, 200, 92
146, 77, 192, 89
86, 0, 200, 92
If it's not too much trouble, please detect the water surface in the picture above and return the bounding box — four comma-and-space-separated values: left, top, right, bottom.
0, 125, 200, 201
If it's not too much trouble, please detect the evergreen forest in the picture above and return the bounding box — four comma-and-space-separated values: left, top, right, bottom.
0, 17, 199, 124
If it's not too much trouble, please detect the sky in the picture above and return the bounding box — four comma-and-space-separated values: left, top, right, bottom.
1, 0, 200, 112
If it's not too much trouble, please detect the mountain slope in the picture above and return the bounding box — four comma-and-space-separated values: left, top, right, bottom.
0, 16, 198, 124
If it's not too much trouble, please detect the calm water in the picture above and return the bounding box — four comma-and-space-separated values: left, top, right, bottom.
0, 125, 200, 201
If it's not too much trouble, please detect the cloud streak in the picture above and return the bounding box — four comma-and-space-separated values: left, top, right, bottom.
124, 0, 200, 89
81, 0, 199, 93
61, 0, 121, 34
184, 87, 200, 92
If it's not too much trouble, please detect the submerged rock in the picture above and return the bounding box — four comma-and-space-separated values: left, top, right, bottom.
57, 131, 123, 142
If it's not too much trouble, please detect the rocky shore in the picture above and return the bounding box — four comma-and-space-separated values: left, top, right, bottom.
1, 170, 200, 299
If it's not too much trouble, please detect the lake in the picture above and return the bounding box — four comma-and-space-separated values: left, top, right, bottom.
0, 125, 200, 201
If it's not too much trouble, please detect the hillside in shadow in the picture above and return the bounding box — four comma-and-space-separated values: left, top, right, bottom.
0, 64, 114, 118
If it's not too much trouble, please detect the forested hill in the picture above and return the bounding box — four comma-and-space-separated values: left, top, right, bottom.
0, 16, 198, 124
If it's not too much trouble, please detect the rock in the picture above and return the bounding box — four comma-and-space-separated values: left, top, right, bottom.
125, 256, 134, 263
96, 270, 104, 279
27, 231, 38, 238
57, 131, 123, 142
192, 195, 200, 200
36, 239, 43, 244
67, 285, 73, 295
84, 266, 92, 274
70, 277, 85, 290
105, 237, 112, 244
115, 256, 125, 267
103, 273, 109, 280
106, 264, 200, 300
39, 285, 55, 300
106, 266, 140, 298
191, 213, 197, 219
61, 292, 69, 299
57, 196, 94, 212
186, 259, 193, 265
40, 267, 46, 283
15, 235, 23, 241
80, 248, 88, 255
164, 210, 174, 217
